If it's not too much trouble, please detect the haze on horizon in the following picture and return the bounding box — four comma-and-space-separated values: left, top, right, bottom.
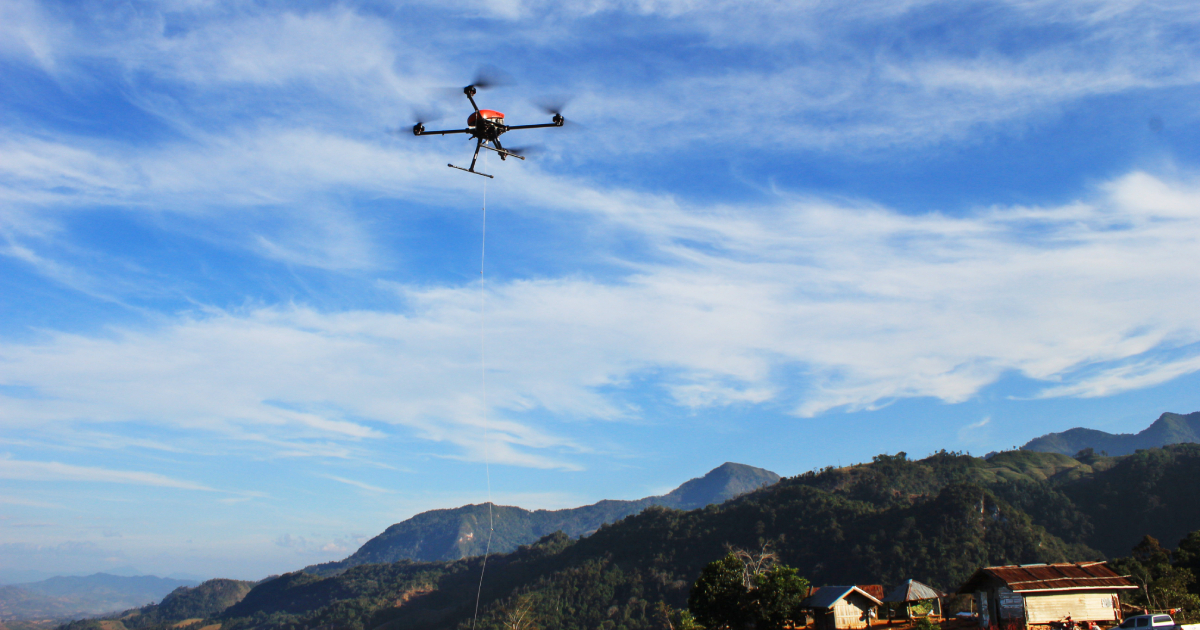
2, 0, 1200, 580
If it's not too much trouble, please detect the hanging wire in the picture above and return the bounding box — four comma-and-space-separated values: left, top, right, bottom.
472, 151, 494, 630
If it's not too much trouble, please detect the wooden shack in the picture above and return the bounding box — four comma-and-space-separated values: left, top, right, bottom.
801, 585, 885, 630
958, 562, 1137, 628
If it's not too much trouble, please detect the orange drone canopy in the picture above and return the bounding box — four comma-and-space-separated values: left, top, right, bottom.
467, 109, 504, 126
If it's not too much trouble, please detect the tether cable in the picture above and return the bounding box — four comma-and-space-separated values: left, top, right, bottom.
471, 151, 494, 630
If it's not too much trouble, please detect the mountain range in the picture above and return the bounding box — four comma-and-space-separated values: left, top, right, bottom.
34, 409, 1200, 630
105, 442, 1200, 630
305, 461, 780, 575
1022, 411, 1200, 456
0, 574, 196, 624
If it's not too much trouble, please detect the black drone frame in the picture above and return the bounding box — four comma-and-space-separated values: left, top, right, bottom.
413, 85, 564, 178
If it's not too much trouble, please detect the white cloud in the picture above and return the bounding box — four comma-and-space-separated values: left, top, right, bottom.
2, 1, 1200, 473
957, 416, 992, 444
0, 494, 64, 509
0, 458, 215, 491
2, 0, 1197, 165
1036, 353, 1200, 399
1, 170, 1198, 465
322, 475, 395, 494
0, 0, 69, 71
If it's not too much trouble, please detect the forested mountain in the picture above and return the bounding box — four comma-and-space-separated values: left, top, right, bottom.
1022, 411, 1200, 456
86, 444, 1199, 630
54, 444, 1200, 630
306, 462, 780, 574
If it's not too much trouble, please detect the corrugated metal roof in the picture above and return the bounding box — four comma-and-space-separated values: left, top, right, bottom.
957, 562, 1138, 594
885, 579, 946, 602
801, 586, 884, 609
860, 585, 886, 601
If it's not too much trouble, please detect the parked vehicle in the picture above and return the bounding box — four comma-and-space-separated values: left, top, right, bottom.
1116, 614, 1200, 630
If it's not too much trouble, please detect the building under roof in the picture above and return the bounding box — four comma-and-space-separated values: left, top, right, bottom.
801, 586, 884, 630
884, 579, 946, 618
958, 562, 1138, 627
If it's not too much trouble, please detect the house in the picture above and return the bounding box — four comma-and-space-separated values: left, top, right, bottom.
884, 579, 946, 619
957, 562, 1138, 628
801, 585, 885, 630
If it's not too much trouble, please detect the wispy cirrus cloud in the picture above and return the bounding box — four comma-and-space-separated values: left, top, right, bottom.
2, 0, 1197, 163
1, 169, 1198, 467
0, 458, 215, 491
2, 0, 1199, 579
322, 475, 395, 494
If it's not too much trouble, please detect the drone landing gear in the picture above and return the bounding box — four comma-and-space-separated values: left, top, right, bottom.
448, 163, 493, 178
447, 137, 525, 178
449, 138, 495, 178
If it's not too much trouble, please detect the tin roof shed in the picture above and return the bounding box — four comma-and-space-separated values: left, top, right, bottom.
957, 562, 1138, 594
884, 580, 946, 603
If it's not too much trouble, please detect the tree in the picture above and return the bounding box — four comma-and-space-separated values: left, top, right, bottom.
689, 553, 749, 630
751, 566, 810, 630
1175, 530, 1200, 595
501, 594, 539, 630
689, 551, 811, 630
1111, 535, 1200, 614
732, 545, 779, 589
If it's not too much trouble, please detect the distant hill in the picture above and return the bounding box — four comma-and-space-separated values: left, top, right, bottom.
0, 574, 196, 623
54, 578, 256, 630
0, 584, 90, 623
1022, 411, 1200, 456
305, 461, 780, 574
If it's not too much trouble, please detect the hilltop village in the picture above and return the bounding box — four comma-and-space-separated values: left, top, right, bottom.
686, 559, 1168, 630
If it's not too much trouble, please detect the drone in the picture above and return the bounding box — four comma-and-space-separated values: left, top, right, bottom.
413, 83, 565, 179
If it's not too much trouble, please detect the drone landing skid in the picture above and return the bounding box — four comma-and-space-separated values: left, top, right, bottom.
448, 163, 493, 178
480, 144, 525, 160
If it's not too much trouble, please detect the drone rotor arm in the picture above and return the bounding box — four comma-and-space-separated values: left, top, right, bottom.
464, 89, 482, 115
503, 122, 563, 130
414, 127, 473, 136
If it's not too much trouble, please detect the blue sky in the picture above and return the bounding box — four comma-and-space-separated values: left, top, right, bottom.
2, 0, 1200, 580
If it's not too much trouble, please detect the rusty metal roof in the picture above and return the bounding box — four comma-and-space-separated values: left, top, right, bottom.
957, 562, 1138, 594
859, 585, 885, 601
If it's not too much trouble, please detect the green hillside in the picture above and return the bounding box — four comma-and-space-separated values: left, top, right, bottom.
1062, 444, 1200, 556
306, 462, 780, 574
56, 578, 255, 630
210, 452, 1094, 629
60, 445, 1200, 630
202, 465, 1091, 630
